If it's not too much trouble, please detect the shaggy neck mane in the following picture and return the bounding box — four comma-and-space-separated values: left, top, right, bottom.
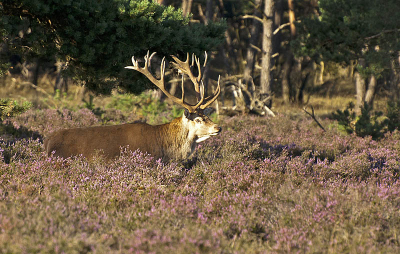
158, 116, 195, 160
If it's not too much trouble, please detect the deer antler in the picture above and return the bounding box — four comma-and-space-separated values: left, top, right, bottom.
171, 53, 202, 93
200, 75, 221, 109
125, 51, 220, 113
171, 52, 220, 110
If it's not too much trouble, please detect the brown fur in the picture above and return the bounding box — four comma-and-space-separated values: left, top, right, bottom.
44, 113, 221, 161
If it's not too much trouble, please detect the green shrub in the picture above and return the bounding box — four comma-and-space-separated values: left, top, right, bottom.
331, 102, 398, 140
0, 98, 32, 121
386, 101, 400, 132
105, 92, 184, 124
106, 93, 140, 113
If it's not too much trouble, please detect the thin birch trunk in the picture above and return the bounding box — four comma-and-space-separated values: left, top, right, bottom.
260, 0, 274, 108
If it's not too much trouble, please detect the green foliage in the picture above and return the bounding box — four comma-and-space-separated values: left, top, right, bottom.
331, 102, 356, 134
41, 89, 76, 110
53, 89, 67, 102
387, 101, 400, 132
170, 105, 184, 119
294, 0, 400, 77
82, 94, 96, 111
82, 94, 105, 118
354, 105, 387, 140
0, 0, 226, 94
140, 97, 167, 124
0, 99, 35, 142
105, 92, 184, 124
331, 102, 395, 140
209, 112, 219, 124
0, 98, 32, 121
106, 93, 141, 112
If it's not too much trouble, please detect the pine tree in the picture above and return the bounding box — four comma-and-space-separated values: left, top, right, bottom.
0, 0, 226, 94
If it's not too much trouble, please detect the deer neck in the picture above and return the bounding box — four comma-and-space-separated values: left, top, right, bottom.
161, 115, 197, 160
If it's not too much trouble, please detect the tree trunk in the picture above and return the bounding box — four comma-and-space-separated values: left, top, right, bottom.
281, 0, 297, 104
390, 57, 400, 101
243, 0, 262, 88
318, 61, 324, 85
169, 80, 178, 97
202, 0, 214, 96
54, 60, 68, 94
281, 51, 293, 104
260, 0, 274, 108
224, 29, 237, 73
292, 57, 303, 103
205, 0, 213, 23
296, 73, 310, 105
288, 0, 296, 38
365, 75, 376, 106
354, 71, 366, 115
181, 0, 193, 17
272, 0, 283, 58
32, 58, 41, 87
354, 58, 376, 114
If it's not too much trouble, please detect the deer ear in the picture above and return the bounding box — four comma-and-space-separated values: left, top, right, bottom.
184, 109, 190, 118
203, 108, 213, 116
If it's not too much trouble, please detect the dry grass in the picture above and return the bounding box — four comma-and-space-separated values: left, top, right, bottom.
0, 73, 391, 118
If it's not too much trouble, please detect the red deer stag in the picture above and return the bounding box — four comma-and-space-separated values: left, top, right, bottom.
44, 52, 221, 161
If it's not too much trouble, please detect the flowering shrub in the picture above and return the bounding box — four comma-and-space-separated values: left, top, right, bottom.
5, 108, 99, 137
1, 112, 400, 252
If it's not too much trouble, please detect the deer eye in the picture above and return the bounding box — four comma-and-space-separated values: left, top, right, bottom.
194, 118, 202, 123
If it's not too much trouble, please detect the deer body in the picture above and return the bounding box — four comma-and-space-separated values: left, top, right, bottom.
44, 112, 220, 161
45, 52, 221, 161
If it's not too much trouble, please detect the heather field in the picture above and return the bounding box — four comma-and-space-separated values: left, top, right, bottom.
1, 108, 400, 253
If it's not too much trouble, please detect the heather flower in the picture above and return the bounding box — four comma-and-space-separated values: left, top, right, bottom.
1, 113, 400, 253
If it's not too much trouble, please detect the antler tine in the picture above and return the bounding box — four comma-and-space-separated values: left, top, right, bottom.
148, 51, 156, 68
171, 52, 218, 111
192, 52, 207, 83
126, 52, 198, 113
194, 55, 202, 83
200, 75, 221, 109
171, 53, 190, 76
159, 56, 166, 82
143, 51, 150, 68
171, 53, 201, 94
126, 52, 220, 113
130, 56, 137, 67
203, 51, 208, 67
180, 74, 185, 103
191, 80, 206, 109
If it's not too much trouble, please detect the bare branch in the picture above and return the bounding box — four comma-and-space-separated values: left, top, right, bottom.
303, 106, 326, 132
250, 44, 262, 52
241, 14, 263, 24
273, 22, 290, 35
365, 29, 400, 41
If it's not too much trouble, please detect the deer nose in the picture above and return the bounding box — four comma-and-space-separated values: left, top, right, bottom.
217, 127, 222, 133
